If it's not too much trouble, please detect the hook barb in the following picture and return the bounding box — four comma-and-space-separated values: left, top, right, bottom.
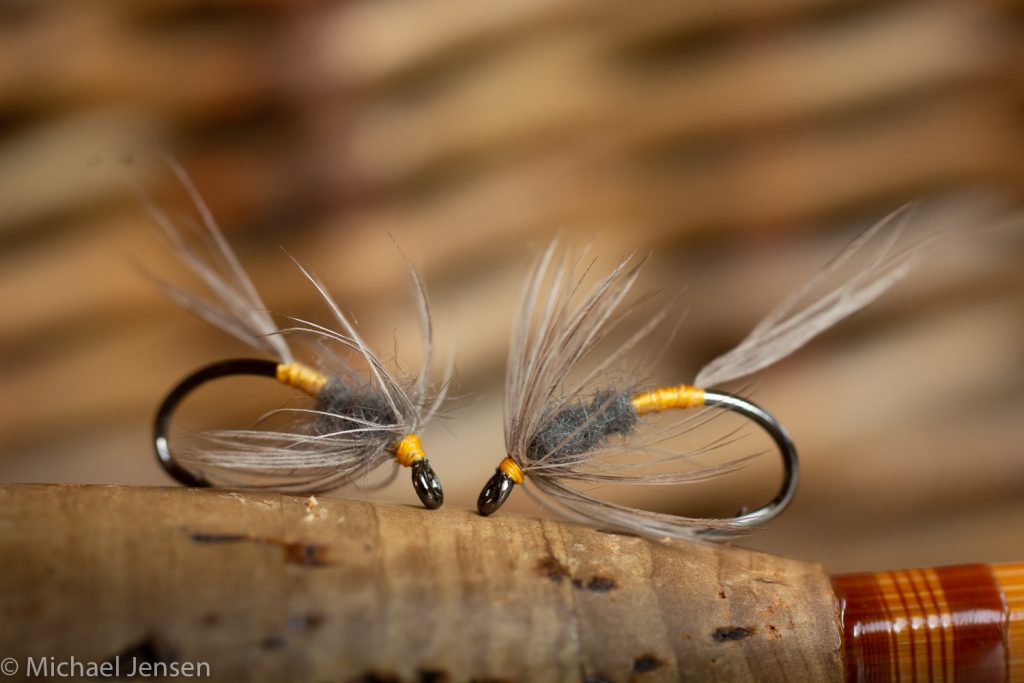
698, 390, 799, 536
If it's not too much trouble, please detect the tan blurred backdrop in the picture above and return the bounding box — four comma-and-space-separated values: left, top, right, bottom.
0, 0, 1022, 574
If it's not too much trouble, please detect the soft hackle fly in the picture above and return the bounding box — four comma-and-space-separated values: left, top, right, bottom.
477, 209, 927, 538
143, 158, 450, 509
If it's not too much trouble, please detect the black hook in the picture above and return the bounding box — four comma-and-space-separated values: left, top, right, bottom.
411, 459, 444, 509
476, 469, 516, 516
153, 358, 279, 487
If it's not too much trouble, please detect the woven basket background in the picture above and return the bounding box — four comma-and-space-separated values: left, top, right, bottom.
1, 0, 1022, 571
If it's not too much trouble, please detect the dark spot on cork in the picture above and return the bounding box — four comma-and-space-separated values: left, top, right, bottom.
535, 556, 620, 593
418, 670, 449, 683
106, 634, 175, 667
283, 542, 332, 567
190, 532, 249, 543
585, 575, 618, 592
288, 614, 325, 631
118, 152, 135, 166
200, 612, 221, 627
633, 654, 663, 673
718, 590, 726, 599
712, 626, 755, 642
186, 530, 332, 567
535, 556, 571, 582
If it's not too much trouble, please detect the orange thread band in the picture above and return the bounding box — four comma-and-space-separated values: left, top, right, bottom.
498, 456, 524, 485
276, 362, 328, 396
395, 434, 425, 467
631, 385, 705, 415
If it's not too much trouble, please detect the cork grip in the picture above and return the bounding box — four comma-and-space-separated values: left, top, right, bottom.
0, 484, 1020, 682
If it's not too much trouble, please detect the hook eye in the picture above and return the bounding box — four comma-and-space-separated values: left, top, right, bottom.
154, 358, 280, 487
697, 390, 800, 535
476, 469, 516, 516
411, 459, 444, 509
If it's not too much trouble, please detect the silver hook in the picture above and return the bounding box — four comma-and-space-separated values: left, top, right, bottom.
699, 390, 800, 535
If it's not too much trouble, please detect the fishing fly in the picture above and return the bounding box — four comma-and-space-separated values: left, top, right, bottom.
139, 158, 450, 509
477, 208, 927, 538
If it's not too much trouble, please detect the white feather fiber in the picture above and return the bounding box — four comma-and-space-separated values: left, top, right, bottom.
505, 205, 934, 540
138, 157, 451, 492
135, 155, 293, 363
695, 204, 929, 388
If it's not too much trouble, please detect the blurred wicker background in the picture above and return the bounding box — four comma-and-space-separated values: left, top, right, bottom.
1, 0, 1022, 573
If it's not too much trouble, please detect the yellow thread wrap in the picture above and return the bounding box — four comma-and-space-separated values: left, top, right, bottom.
631, 385, 706, 415
276, 362, 328, 397
395, 434, 425, 467
499, 456, 524, 485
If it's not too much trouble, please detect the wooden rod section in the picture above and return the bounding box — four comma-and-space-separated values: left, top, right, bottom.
833, 563, 1024, 683
0, 484, 1019, 682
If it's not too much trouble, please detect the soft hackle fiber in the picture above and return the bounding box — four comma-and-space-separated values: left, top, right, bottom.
502, 207, 933, 540
136, 156, 452, 494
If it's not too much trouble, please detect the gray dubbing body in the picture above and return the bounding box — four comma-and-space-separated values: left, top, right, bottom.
314, 379, 397, 436
526, 390, 638, 460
